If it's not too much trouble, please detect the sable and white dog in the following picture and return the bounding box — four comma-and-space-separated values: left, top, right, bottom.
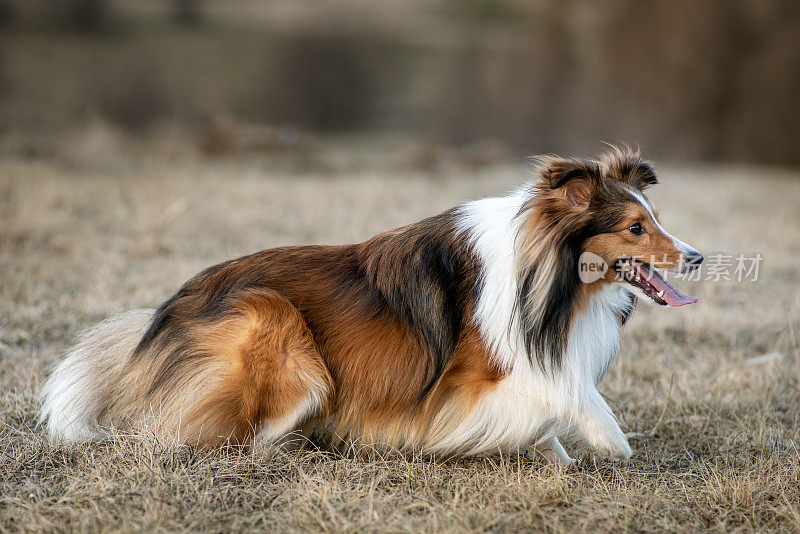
40, 148, 702, 465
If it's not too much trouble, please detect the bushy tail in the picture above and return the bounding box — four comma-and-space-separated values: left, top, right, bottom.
38, 309, 154, 441
40, 292, 331, 446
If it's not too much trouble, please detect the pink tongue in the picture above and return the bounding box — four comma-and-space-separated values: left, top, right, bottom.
643, 267, 699, 306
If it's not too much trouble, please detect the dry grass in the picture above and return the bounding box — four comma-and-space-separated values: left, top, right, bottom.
1, 154, 799, 532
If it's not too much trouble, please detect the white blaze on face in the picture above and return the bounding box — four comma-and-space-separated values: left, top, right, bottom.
628, 189, 701, 270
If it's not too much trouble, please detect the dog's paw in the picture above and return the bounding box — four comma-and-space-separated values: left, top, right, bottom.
600, 444, 633, 461
585, 425, 633, 460
595, 434, 633, 460
575, 395, 635, 461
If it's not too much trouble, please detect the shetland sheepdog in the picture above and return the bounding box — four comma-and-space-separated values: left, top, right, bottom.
40, 148, 702, 465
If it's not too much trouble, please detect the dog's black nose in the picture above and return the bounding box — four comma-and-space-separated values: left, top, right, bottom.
685, 250, 704, 266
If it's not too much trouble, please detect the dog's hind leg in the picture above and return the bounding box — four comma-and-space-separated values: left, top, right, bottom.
165, 289, 332, 447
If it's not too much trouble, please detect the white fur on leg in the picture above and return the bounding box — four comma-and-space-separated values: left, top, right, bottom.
527, 437, 576, 467
573, 391, 632, 460
253, 390, 325, 450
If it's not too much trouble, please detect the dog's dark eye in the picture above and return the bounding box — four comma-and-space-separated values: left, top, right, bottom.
628, 222, 644, 235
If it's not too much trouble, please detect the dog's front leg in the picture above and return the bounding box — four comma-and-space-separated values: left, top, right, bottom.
525, 436, 576, 467
574, 389, 632, 460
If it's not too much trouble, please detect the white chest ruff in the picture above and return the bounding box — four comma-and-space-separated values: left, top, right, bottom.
429, 285, 630, 455
436, 193, 633, 455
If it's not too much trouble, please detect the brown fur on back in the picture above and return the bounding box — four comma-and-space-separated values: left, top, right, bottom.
124, 210, 501, 447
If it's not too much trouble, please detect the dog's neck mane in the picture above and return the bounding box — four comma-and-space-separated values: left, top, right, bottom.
457, 187, 634, 376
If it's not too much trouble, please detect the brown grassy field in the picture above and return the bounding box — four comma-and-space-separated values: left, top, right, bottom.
1, 153, 799, 532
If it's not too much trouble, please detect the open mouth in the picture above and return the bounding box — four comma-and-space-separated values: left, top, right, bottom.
614, 259, 698, 306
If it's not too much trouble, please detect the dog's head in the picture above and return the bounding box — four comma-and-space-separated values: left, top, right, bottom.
534, 148, 702, 306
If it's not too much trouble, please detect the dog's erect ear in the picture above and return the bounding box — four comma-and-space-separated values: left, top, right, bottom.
626, 160, 658, 191
538, 157, 603, 210
600, 147, 658, 191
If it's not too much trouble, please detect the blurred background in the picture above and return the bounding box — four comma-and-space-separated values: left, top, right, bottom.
3, 4, 800, 531
1, 0, 799, 171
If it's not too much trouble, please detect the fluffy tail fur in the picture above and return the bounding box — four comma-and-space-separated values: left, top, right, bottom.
39, 290, 331, 447
38, 309, 155, 441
